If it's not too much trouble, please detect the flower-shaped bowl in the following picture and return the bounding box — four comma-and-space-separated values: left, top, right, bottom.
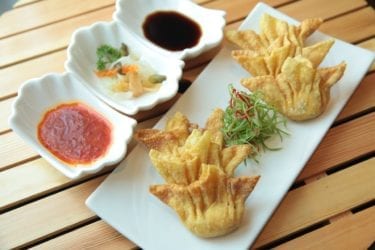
9, 73, 137, 179
113, 0, 226, 60
65, 21, 184, 115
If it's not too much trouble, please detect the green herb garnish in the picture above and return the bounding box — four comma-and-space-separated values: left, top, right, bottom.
223, 85, 288, 159
96, 44, 123, 70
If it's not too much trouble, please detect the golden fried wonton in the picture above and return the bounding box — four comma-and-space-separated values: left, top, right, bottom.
226, 14, 331, 76
231, 39, 334, 76
150, 164, 260, 238
241, 56, 346, 120
226, 14, 323, 53
134, 112, 193, 153
149, 129, 252, 185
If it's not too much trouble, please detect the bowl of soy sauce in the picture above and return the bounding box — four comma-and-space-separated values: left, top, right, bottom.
113, 0, 226, 60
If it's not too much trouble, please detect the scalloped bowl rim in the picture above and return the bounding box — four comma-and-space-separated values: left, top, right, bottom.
113, 0, 226, 60
8, 72, 137, 179
65, 21, 185, 115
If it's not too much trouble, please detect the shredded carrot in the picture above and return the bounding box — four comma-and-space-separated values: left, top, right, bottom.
121, 64, 138, 74
95, 68, 118, 78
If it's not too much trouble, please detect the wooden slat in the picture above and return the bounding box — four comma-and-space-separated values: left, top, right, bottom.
0, 176, 104, 249
0, 98, 13, 132
34, 220, 137, 250
336, 73, 375, 121
0, 0, 114, 39
0, 50, 66, 99
359, 38, 375, 72
0, 132, 36, 171
0, 159, 71, 211
279, 0, 366, 20
320, 7, 375, 43
298, 112, 375, 181
206, 0, 292, 24
254, 157, 375, 248
0, 6, 113, 68
276, 207, 375, 249
14, 0, 43, 8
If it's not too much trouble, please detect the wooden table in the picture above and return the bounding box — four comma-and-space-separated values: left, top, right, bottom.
1, 0, 374, 249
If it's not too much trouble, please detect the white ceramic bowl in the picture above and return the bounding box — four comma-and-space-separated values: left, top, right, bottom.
113, 0, 226, 60
9, 73, 137, 179
65, 21, 184, 115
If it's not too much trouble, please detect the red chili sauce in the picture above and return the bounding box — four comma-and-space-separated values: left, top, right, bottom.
37, 102, 112, 165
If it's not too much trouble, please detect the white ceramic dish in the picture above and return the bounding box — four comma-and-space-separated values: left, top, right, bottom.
113, 0, 226, 60
86, 3, 375, 249
65, 21, 184, 115
9, 73, 137, 179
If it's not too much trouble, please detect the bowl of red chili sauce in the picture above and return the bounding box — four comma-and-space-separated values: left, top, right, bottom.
9, 73, 136, 179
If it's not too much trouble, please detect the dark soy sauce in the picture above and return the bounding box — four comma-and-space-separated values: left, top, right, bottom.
142, 11, 202, 51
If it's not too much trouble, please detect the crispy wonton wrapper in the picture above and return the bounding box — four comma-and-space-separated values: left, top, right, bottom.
150, 164, 260, 238
241, 56, 346, 121
226, 14, 332, 76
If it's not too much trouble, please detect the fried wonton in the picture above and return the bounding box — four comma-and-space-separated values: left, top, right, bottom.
134, 112, 194, 153
231, 39, 334, 76
150, 164, 260, 238
136, 109, 253, 184
150, 129, 252, 185
226, 14, 323, 53
226, 14, 331, 76
241, 56, 346, 120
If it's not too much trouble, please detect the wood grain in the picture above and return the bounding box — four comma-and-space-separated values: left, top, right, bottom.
279, 0, 366, 20
0, 50, 66, 100
0, 177, 104, 249
0, 0, 114, 39
34, 220, 137, 250
14, 0, 43, 8
0, 6, 113, 68
336, 73, 375, 121
320, 7, 375, 43
298, 112, 375, 181
0, 132, 37, 170
0, 98, 13, 132
254, 157, 375, 248
276, 206, 375, 249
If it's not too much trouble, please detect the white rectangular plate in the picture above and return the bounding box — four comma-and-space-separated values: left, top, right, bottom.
86, 3, 375, 249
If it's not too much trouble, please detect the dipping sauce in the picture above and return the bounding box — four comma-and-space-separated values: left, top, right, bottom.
38, 102, 112, 166
142, 11, 202, 51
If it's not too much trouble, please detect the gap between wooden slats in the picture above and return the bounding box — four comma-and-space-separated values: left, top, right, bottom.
0, 0, 114, 39
1, 0, 340, 69
297, 112, 375, 181
278, 0, 367, 21
34, 220, 138, 250
14, 0, 44, 8
1, 156, 371, 249
2, 0, 213, 39
0, 1, 374, 86
275, 206, 375, 249
0, 6, 114, 69
252, 157, 375, 248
